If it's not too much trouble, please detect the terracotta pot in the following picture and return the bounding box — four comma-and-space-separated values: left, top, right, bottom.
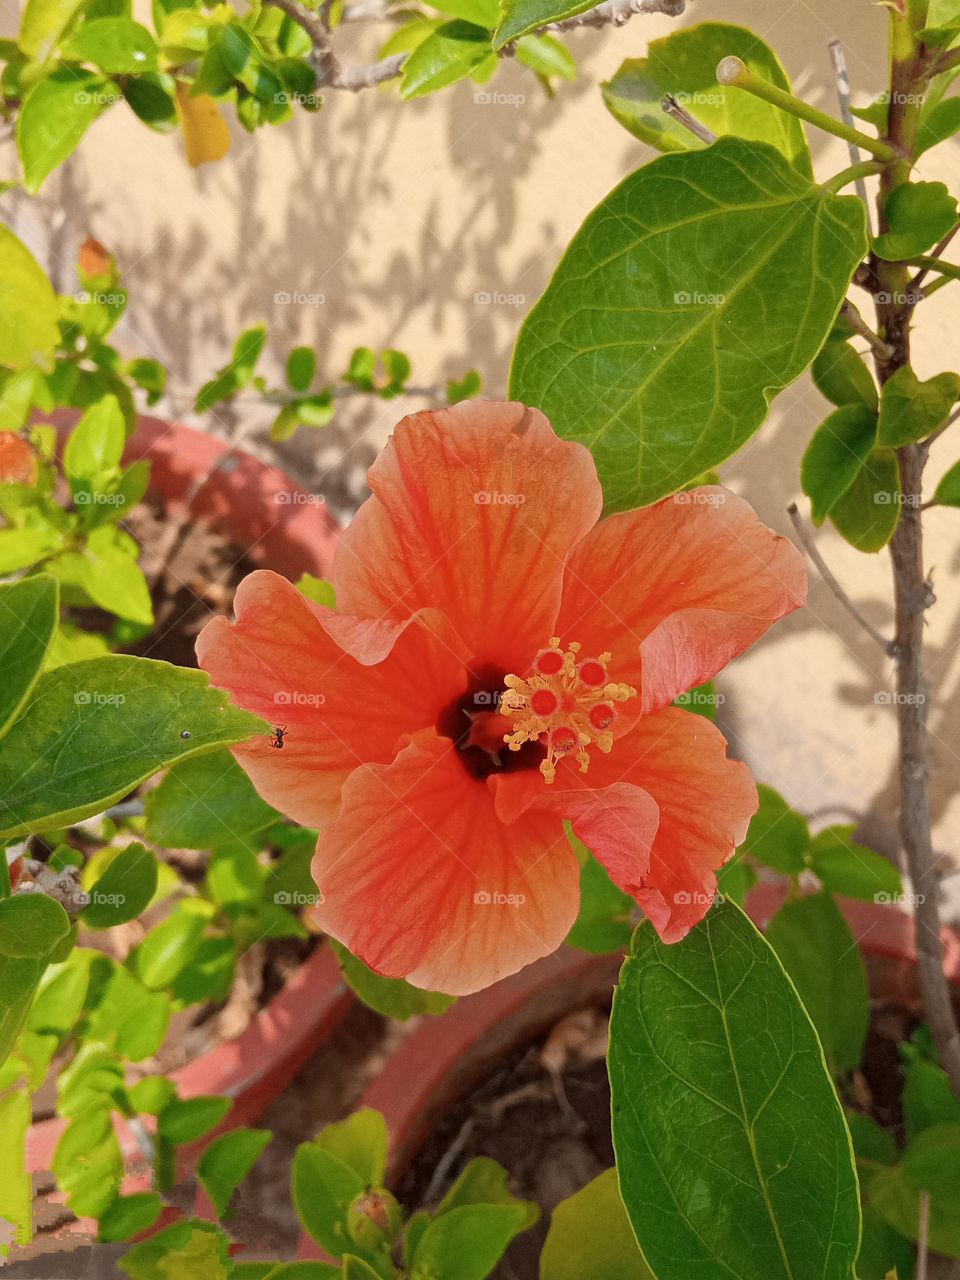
298, 893, 960, 1263
25, 414, 350, 1240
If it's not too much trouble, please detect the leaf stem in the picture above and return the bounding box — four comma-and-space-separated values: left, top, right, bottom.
822, 161, 884, 195
715, 57, 897, 161
660, 93, 717, 144
906, 255, 960, 283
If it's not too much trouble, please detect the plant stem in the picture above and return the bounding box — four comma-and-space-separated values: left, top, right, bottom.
840, 300, 895, 360
828, 38, 872, 222
872, 1, 960, 1098
715, 57, 897, 161
660, 93, 717, 144
822, 160, 884, 195
906, 255, 960, 283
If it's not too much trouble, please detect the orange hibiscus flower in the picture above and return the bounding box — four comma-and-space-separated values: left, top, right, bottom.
0, 433, 37, 486
198, 401, 805, 995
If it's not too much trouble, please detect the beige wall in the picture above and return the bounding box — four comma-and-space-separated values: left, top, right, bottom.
4, 0, 959, 878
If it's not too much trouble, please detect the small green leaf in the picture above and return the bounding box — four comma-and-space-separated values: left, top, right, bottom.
871, 1124, 960, 1256
86, 963, 171, 1060
932, 458, 960, 507
312, 1109, 388, 1187
436, 1156, 537, 1225
540, 1168, 651, 1280
286, 346, 316, 392
131, 898, 213, 989
292, 393, 334, 427
64, 395, 125, 488
0, 574, 58, 739
63, 17, 158, 72
0, 224, 60, 369
27, 951, 90, 1039
410, 1203, 530, 1280
400, 21, 493, 99
18, 0, 85, 59
158, 1094, 232, 1145
812, 338, 879, 410
807, 826, 903, 902
513, 32, 575, 80
609, 899, 861, 1280
602, 22, 811, 176
923, 0, 960, 42
293, 1143, 365, 1258
124, 72, 178, 132
195, 325, 267, 411
269, 405, 299, 442
423, 0, 499, 26
742, 783, 810, 874
0, 1089, 32, 1255
829, 449, 901, 552
446, 370, 482, 403
509, 137, 867, 509
296, 573, 336, 607
98, 1192, 164, 1242
53, 1109, 123, 1217
0, 893, 71, 959
765, 890, 869, 1073
877, 366, 960, 446
82, 842, 159, 928
171, 934, 236, 1005
331, 939, 453, 1019
493, 0, 591, 50
917, 95, 960, 155
0, 656, 264, 839
145, 748, 279, 852
874, 181, 958, 261
902, 1055, 960, 1140
198, 1128, 272, 1217
128, 1075, 177, 1116
801, 404, 879, 525
565, 839, 634, 955
119, 1220, 232, 1280
18, 68, 120, 193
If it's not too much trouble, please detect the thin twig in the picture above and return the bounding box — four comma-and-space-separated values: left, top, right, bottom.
660, 94, 717, 144
547, 0, 684, 32
786, 503, 896, 656
917, 1190, 930, 1280
840, 300, 895, 361
828, 40, 871, 225
910, 224, 960, 292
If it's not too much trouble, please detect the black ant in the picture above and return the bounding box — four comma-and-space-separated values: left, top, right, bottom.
271, 725, 288, 750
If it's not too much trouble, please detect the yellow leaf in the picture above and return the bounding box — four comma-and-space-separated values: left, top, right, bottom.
175, 83, 230, 168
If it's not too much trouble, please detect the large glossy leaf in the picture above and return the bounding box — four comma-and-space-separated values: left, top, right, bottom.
0, 575, 58, 739
0, 224, 60, 370
0, 656, 264, 838
603, 23, 811, 176
609, 897, 860, 1280
509, 137, 867, 510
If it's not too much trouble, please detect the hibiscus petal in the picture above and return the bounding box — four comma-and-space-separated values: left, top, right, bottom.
496, 706, 755, 944
196, 571, 466, 827
333, 401, 602, 671
310, 734, 580, 995
555, 487, 806, 714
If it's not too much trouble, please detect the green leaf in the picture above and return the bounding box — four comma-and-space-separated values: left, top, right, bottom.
145, 748, 279, 852
332, 940, 455, 1020
18, 68, 120, 193
195, 325, 267, 412
132, 898, 213, 989
493, 0, 591, 50
0, 223, 60, 369
609, 898, 861, 1280
602, 22, 811, 176
807, 826, 903, 902
742, 783, 810, 874
829, 448, 901, 552
423, 0, 499, 25
158, 1094, 232, 1145
0, 1089, 32, 1256
902, 1055, 960, 1140
812, 338, 879, 410
128, 1075, 177, 1115
293, 1142, 366, 1258
170, 934, 236, 1005
876, 366, 960, 446
120, 1220, 232, 1280
49, 531, 154, 626
801, 404, 879, 525
124, 72, 179, 132
292, 393, 334, 428
17, 0, 85, 58
923, 0, 960, 42
513, 32, 575, 80
436, 1156, 537, 1225
0, 954, 48, 1071
82, 841, 158, 927
540, 1168, 651, 1280
932, 457, 960, 507
313, 1109, 388, 1187
400, 20, 493, 99
509, 137, 867, 510
64, 394, 125, 487
86, 963, 171, 1059
0, 893, 71, 959
0, 526, 63, 574
765, 890, 869, 1073
286, 346, 316, 392
917, 95, 960, 155
53, 1108, 123, 1217
197, 1128, 272, 1217
98, 1192, 164, 1242
296, 573, 336, 607
27, 951, 90, 1039
410, 1203, 530, 1280
0, 656, 264, 839
874, 181, 958, 261
446, 369, 482, 403
63, 17, 158, 72
871, 1124, 960, 1256
0, 574, 58, 738
565, 840, 634, 954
